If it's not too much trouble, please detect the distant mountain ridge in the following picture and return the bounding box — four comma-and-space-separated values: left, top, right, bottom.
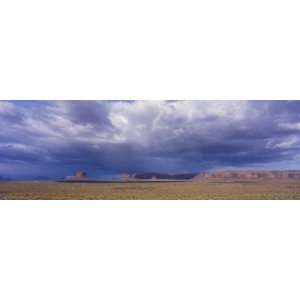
122, 173, 197, 180
0, 175, 11, 181
34, 176, 50, 181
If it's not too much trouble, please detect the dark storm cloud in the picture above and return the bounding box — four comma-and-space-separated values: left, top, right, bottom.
1, 100, 300, 179
59, 101, 113, 129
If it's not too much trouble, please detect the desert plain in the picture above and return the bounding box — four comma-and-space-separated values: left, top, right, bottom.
1, 180, 300, 200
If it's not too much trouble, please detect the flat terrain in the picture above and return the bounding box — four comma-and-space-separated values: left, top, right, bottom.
1, 180, 300, 199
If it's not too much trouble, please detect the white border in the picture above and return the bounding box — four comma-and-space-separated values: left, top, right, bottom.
0, 0, 299, 100
1, 200, 300, 300
1, 0, 300, 299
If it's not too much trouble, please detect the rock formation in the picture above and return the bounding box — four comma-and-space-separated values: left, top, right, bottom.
65, 171, 89, 181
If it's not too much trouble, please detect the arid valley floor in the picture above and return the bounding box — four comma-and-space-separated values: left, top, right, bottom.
1, 180, 300, 199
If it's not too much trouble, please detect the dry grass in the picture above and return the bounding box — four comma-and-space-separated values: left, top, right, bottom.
1, 180, 300, 199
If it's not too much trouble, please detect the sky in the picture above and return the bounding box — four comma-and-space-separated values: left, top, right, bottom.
1, 100, 300, 179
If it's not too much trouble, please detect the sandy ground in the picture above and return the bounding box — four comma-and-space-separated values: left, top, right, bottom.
1, 180, 300, 199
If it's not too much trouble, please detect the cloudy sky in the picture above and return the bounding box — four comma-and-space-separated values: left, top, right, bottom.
1, 100, 300, 179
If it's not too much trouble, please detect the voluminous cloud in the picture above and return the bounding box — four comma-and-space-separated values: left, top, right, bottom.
1, 100, 300, 179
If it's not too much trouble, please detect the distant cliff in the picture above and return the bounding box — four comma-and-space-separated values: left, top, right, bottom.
192, 171, 300, 181
122, 171, 300, 181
